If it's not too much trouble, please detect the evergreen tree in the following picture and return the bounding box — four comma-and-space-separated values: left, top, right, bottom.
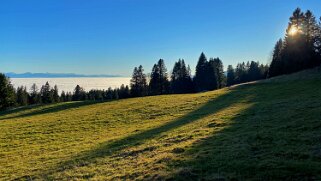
207, 58, 219, 90
16, 86, 28, 106
73, 85, 85, 101
317, 17, 321, 61
280, 8, 321, 74
52, 85, 60, 103
60, 91, 66, 102
170, 59, 194, 93
303, 10, 321, 67
248, 61, 261, 82
268, 39, 284, 77
130, 65, 148, 97
29, 83, 41, 104
194, 52, 209, 91
0, 73, 16, 110
213, 58, 226, 88
119, 84, 130, 98
149, 64, 160, 95
283, 8, 306, 73
40, 82, 54, 104
113, 89, 119, 99
66, 92, 73, 102
227, 65, 235, 86
235, 62, 246, 84
149, 59, 170, 95
260, 64, 269, 79
268, 8, 321, 77
105, 87, 114, 99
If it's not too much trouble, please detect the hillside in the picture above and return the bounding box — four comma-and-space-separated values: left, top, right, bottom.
1, 68, 321, 180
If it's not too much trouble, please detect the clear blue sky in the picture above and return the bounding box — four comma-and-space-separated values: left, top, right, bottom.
1, 0, 320, 76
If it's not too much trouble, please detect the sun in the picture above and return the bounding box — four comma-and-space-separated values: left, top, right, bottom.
289, 26, 298, 36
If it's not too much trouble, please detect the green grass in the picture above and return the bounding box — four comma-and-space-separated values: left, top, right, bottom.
1, 68, 321, 180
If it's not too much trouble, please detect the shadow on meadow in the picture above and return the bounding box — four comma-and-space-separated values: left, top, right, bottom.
30, 84, 252, 180
0, 101, 100, 120
16, 80, 321, 180
169, 82, 321, 180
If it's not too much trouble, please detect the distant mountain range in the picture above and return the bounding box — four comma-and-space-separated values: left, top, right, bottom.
5, 72, 122, 78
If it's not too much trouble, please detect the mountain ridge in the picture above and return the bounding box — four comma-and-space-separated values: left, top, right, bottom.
4, 72, 122, 78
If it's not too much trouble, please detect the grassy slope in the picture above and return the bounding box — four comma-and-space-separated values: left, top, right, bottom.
0, 68, 321, 180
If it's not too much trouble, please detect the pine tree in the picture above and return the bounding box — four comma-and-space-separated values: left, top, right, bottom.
268, 39, 284, 77
317, 17, 321, 62
113, 89, 119, 99
227, 65, 235, 86
259, 64, 269, 79
60, 91, 66, 102
16, 86, 28, 106
40, 82, 54, 104
171, 60, 183, 93
248, 61, 261, 82
207, 58, 219, 90
73, 85, 85, 101
53, 85, 60, 103
149, 64, 160, 95
283, 8, 306, 73
149, 59, 170, 95
170, 59, 194, 93
0, 73, 16, 110
29, 83, 41, 104
105, 87, 113, 99
194, 52, 208, 92
269, 8, 321, 77
119, 84, 130, 98
213, 58, 226, 88
66, 92, 73, 102
235, 62, 247, 84
130, 65, 148, 97
303, 10, 321, 67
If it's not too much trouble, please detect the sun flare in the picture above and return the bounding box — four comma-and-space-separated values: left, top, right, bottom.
289, 26, 298, 36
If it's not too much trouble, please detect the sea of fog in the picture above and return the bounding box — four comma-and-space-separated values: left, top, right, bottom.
11, 77, 131, 93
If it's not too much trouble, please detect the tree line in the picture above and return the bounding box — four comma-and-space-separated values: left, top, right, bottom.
127, 53, 268, 97
226, 61, 269, 86
0, 53, 268, 110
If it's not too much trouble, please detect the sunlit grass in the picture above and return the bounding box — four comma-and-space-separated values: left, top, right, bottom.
0, 68, 321, 180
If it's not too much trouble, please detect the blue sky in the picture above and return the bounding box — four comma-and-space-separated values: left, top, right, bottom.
1, 0, 320, 76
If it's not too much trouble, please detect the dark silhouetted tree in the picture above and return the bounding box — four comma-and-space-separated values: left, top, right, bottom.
268, 39, 284, 77
130, 65, 148, 97
194, 52, 209, 91
66, 92, 73, 102
149, 59, 170, 95
52, 85, 60, 103
16, 86, 28, 106
170, 59, 194, 93
227, 65, 235, 86
248, 61, 261, 82
273, 8, 321, 76
29, 83, 41, 104
60, 91, 67, 102
0, 73, 16, 110
40, 82, 54, 103
119, 84, 130, 98
73, 85, 86, 101
207, 58, 219, 90
235, 62, 246, 84
212, 58, 226, 88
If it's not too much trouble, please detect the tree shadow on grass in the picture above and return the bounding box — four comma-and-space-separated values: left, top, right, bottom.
168, 82, 321, 180
0, 101, 100, 121
31, 85, 254, 179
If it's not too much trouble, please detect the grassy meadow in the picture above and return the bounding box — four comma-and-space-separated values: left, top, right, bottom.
1, 68, 321, 180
